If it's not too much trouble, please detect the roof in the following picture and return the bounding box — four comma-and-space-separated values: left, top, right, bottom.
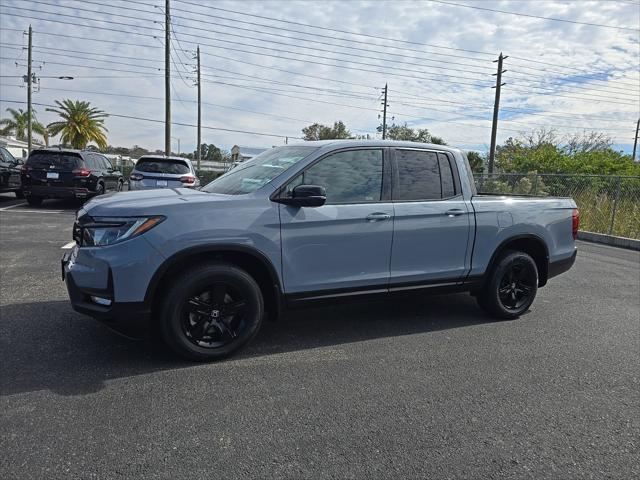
237, 146, 268, 156
136, 154, 191, 161
0, 136, 29, 147
288, 139, 462, 154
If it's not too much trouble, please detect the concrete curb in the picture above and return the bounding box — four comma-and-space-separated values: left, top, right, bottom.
578, 231, 640, 251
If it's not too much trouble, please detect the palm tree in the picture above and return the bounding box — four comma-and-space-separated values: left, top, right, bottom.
0, 108, 47, 143
46, 100, 108, 149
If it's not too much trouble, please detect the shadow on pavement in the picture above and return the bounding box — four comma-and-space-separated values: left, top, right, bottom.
0, 294, 493, 397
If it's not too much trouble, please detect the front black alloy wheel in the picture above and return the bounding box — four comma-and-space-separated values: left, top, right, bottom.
477, 250, 538, 319
159, 262, 264, 361
182, 284, 248, 348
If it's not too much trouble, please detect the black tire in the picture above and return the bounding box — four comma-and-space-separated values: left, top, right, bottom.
15, 190, 24, 199
95, 182, 105, 196
477, 250, 538, 319
159, 262, 264, 361
26, 196, 43, 207
116, 180, 124, 192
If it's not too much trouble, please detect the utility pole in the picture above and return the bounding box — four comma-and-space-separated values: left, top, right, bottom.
196, 45, 201, 171
26, 25, 33, 156
164, 0, 171, 156
382, 83, 388, 140
489, 52, 507, 174
633, 118, 639, 161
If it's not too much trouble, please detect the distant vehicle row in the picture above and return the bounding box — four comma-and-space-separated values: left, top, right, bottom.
0, 148, 201, 206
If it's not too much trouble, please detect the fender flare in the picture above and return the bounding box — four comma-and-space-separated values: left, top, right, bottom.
483, 233, 550, 287
143, 243, 283, 306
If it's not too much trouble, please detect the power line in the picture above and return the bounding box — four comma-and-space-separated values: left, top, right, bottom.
428, 0, 640, 32
5, 7, 635, 100
171, 0, 639, 83
0, 99, 304, 140
173, 0, 496, 57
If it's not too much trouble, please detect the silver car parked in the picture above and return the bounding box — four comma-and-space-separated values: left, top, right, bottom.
128, 155, 200, 190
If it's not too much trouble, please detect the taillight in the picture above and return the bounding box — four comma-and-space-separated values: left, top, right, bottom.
129, 173, 143, 181
73, 168, 91, 177
572, 209, 580, 239
180, 175, 196, 184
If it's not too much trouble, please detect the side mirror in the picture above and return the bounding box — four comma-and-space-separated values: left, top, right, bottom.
276, 184, 326, 207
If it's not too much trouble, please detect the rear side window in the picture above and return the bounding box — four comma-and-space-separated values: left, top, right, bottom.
395, 150, 459, 200
135, 158, 190, 174
27, 152, 82, 170
438, 153, 456, 198
395, 150, 441, 200
299, 149, 383, 204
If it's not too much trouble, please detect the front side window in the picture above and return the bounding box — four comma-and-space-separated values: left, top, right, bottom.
296, 149, 383, 204
0, 146, 16, 165
202, 146, 317, 195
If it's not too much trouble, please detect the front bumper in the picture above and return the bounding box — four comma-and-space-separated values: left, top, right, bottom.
61, 241, 163, 337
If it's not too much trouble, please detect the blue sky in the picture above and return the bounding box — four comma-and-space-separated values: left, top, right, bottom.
1, 0, 638, 155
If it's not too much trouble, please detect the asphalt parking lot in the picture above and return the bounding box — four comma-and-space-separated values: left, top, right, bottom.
1, 192, 638, 479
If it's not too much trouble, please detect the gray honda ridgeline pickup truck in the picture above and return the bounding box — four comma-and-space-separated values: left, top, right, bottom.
62, 140, 578, 360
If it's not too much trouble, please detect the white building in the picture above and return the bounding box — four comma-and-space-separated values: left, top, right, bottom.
0, 136, 29, 159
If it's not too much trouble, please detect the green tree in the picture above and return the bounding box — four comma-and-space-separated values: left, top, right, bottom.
46, 100, 108, 149
302, 121, 351, 141
0, 107, 48, 145
385, 123, 446, 144
466, 151, 484, 172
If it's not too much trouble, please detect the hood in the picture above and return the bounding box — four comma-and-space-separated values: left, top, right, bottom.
80, 188, 231, 217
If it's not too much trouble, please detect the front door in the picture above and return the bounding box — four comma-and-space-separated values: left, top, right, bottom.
389, 149, 471, 287
279, 148, 394, 296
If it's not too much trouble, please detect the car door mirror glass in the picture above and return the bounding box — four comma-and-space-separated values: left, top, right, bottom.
277, 184, 326, 207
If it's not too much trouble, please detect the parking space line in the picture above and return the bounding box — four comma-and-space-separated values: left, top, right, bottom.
0, 202, 26, 211
61, 241, 76, 249
0, 208, 69, 214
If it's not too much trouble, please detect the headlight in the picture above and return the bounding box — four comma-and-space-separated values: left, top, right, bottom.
78, 216, 165, 246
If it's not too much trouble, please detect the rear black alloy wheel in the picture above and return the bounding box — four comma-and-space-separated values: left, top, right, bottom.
117, 180, 123, 192
477, 250, 538, 319
95, 183, 104, 195
160, 262, 264, 361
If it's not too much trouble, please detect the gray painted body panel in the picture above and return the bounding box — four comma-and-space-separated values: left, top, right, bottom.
63, 140, 577, 306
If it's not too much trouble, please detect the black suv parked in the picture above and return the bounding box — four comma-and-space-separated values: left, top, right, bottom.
21, 149, 124, 206
0, 146, 23, 198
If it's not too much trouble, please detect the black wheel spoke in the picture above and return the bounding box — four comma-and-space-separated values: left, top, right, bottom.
187, 297, 211, 316
191, 318, 209, 341
222, 300, 246, 317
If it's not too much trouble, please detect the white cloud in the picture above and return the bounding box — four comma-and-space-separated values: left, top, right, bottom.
1, 0, 638, 154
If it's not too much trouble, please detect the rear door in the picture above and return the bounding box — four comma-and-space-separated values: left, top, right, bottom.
24, 151, 83, 188
279, 148, 394, 295
98, 155, 117, 191
389, 149, 471, 287
135, 158, 190, 188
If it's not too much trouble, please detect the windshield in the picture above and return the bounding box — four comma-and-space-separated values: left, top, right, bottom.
27, 151, 82, 170
202, 146, 317, 195
135, 158, 190, 174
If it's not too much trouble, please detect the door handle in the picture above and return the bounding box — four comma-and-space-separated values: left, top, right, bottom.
444, 209, 464, 217
366, 212, 392, 221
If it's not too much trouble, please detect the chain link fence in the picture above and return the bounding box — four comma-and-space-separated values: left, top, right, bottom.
475, 173, 640, 239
